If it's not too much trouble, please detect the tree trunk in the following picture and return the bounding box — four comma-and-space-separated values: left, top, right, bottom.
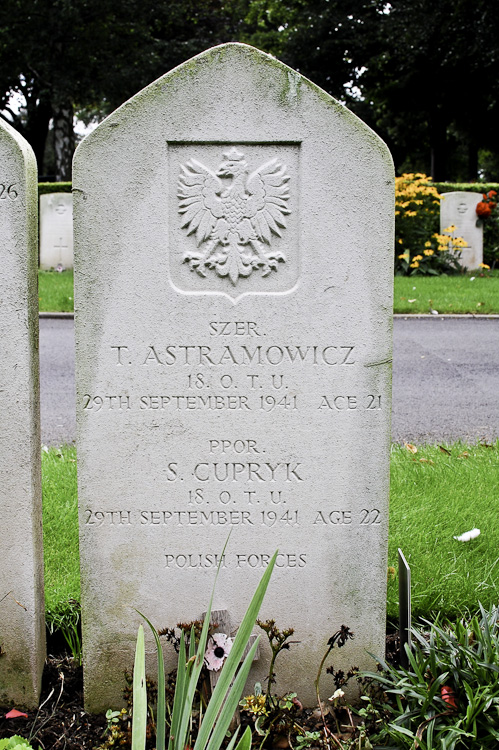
430, 113, 447, 181
24, 97, 53, 175
468, 141, 478, 181
53, 102, 75, 181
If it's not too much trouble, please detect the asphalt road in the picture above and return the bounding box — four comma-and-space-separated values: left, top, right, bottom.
39, 316, 499, 446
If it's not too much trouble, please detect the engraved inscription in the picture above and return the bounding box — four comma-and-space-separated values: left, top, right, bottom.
84, 507, 380, 528
318, 395, 382, 410
163, 553, 307, 569
110, 344, 356, 367
179, 148, 290, 284
0, 184, 18, 200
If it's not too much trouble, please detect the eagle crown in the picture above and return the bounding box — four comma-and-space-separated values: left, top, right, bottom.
217, 147, 248, 180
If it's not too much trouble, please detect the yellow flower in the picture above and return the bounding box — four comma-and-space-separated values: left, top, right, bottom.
412, 255, 423, 261
240, 694, 268, 716
398, 253, 409, 260
410, 261, 420, 268
406, 210, 417, 217
424, 249, 434, 256
424, 241, 432, 247
433, 233, 450, 245
479, 263, 490, 269
443, 225, 456, 233
397, 238, 404, 244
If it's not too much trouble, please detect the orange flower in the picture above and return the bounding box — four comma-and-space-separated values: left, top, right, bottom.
476, 201, 492, 218
488, 190, 497, 197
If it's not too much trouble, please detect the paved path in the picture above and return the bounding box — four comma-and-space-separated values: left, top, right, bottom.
39, 316, 499, 446
392, 316, 499, 443
40, 317, 75, 446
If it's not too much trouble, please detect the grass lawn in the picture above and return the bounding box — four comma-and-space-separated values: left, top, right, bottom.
38, 269, 499, 314
42, 441, 499, 632
38, 269, 74, 312
393, 269, 499, 314
42, 446, 79, 616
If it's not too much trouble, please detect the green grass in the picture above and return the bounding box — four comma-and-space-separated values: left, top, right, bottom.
393, 270, 499, 314
37, 269, 499, 315
38, 269, 74, 312
42, 446, 79, 613
42, 442, 499, 629
388, 441, 499, 623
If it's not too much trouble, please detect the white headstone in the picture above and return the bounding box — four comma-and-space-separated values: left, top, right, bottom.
39, 192, 74, 269
0, 119, 45, 707
74, 43, 394, 712
440, 191, 483, 269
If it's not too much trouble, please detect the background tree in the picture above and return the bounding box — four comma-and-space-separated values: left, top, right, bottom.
241, 0, 499, 181
355, 0, 499, 180
0, 0, 249, 178
2, 0, 499, 181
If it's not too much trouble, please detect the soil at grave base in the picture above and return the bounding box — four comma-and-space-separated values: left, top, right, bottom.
0, 632, 402, 750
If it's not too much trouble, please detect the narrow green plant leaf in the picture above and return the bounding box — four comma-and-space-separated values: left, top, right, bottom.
136, 611, 166, 750
169, 632, 187, 750
203, 639, 260, 750
195, 551, 277, 750
131, 625, 147, 750
234, 726, 252, 750
223, 727, 241, 750
176, 537, 232, 750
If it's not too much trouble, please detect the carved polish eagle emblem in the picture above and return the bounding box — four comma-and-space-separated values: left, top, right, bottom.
178, 148, 290, 285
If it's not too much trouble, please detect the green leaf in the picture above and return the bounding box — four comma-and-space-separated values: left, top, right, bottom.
131, 625, 147, 750
168, 632, 187, 750
0, 738, 34, 750
234, 726, 252, 750
204, 639, 260, 750
136, 611, 166, 750
194, 551, 277, 750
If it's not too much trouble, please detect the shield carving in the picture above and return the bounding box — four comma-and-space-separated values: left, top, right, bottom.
168, 142, 300, 302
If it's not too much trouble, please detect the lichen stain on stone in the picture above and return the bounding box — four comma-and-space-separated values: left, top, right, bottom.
281, 71, 302, 107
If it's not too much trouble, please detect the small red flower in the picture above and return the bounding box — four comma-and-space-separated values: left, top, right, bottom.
488, 190, 497, 197
440, 685, 457, 710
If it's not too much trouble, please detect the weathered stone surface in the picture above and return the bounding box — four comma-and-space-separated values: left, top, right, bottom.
440, 191, 483, 269
39, 192, 74, 269
0, 119, 45, 707
74, 43, 394, 712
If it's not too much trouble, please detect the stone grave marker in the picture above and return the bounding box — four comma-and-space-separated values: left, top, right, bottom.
39, 192, 74, 269
0, 119, 45, 707
73, 43, 394, 712
440, 191, 483, 269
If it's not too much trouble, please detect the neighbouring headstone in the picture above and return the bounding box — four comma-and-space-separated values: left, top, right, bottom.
440, 191, 483, 269
39, 192, 74, 269
74, 43, 394, 712
0, 119, 45, 707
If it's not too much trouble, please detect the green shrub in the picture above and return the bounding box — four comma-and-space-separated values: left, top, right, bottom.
38, 182, 72, 196
364, 604, 499, 749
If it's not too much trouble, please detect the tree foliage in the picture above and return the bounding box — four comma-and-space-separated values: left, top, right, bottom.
355, 0, 499, 180
0, 0, 249, 177
239, 0, 499, 180
2, 0, 499, 180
